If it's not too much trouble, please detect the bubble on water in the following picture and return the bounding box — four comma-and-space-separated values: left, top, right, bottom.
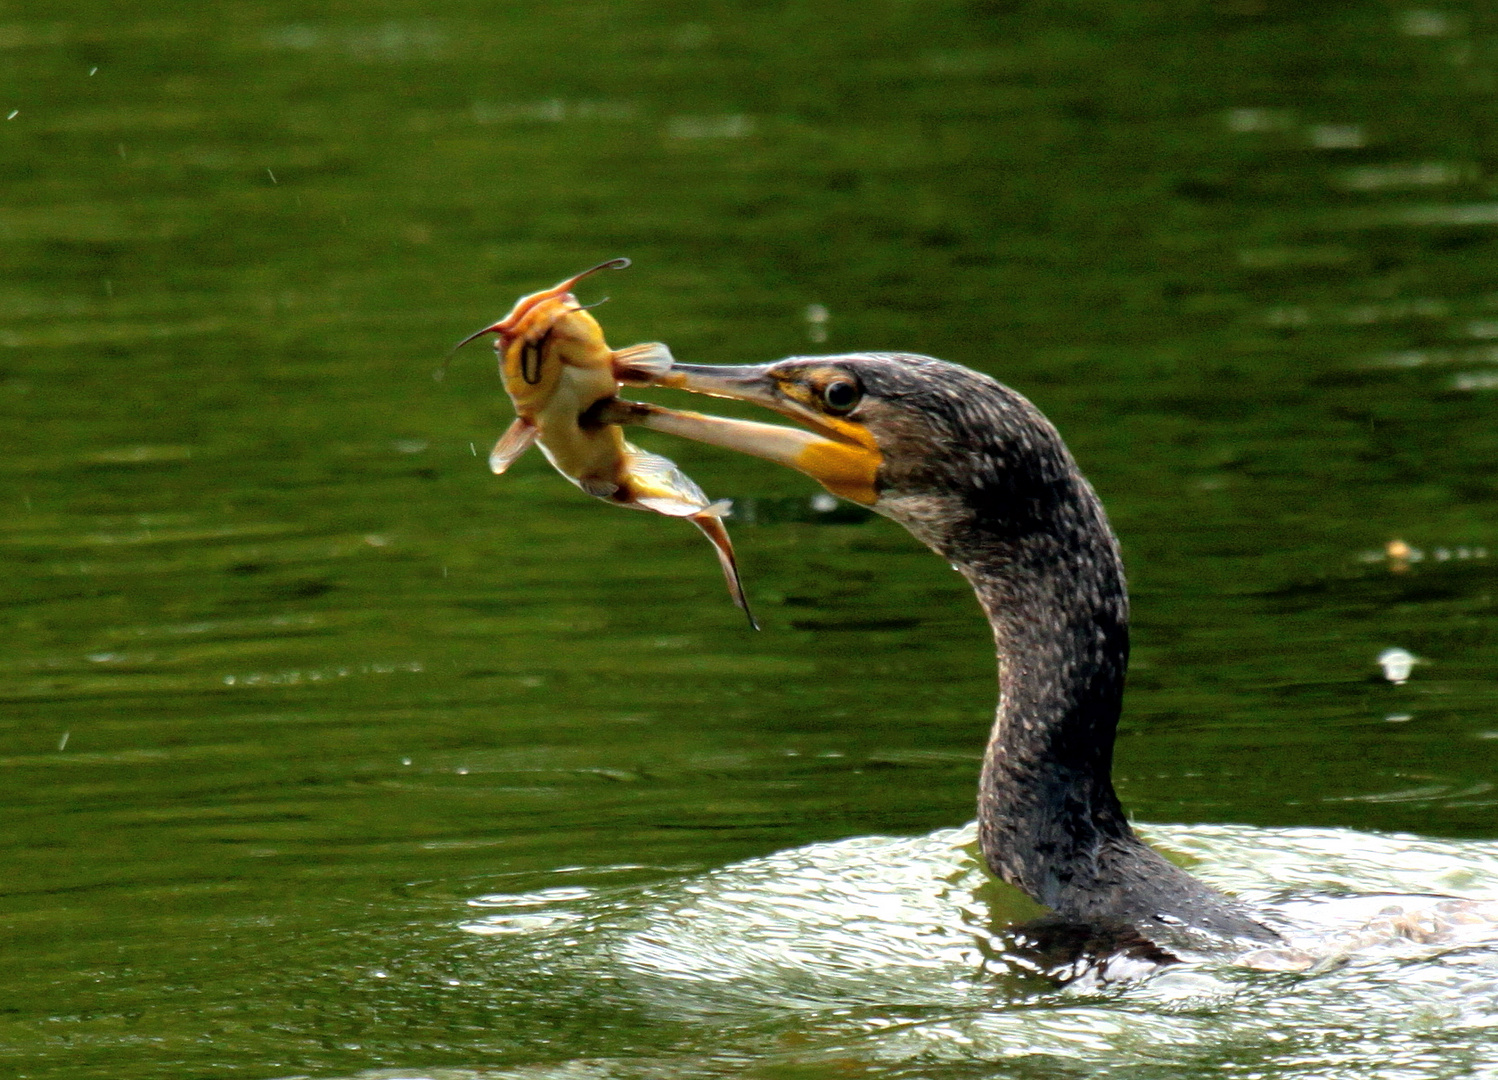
1378, 647, 1418, 684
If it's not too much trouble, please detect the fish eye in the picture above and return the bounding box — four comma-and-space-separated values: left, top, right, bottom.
819, 377, 861, 414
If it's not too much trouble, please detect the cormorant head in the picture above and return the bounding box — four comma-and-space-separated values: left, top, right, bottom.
647, 353, 1076, 549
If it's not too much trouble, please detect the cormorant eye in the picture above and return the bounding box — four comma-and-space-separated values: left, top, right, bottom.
820, 377, 861, 414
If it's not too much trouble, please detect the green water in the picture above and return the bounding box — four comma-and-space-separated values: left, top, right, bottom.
3, 2, 1498, 1077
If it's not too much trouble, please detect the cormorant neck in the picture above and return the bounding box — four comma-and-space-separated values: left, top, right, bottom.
880, 453, 1273, 941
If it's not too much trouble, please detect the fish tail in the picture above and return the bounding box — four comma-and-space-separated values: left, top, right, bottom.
690, 512, 759, 630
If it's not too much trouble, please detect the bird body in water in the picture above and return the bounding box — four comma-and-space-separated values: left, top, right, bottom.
608, 352, 1278, 942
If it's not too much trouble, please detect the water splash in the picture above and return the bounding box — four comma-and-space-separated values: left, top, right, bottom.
436, 822, 1498, 1079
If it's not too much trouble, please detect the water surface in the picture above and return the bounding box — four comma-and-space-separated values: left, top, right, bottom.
2, 2, 1497, 1078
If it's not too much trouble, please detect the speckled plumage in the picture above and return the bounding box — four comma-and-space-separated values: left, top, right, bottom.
775, 353, 1277, 941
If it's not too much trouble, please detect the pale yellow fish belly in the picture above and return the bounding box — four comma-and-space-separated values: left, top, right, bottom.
528, 363, 627, 488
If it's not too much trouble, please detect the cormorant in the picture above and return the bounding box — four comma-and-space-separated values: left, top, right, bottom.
604, 353, 1278, 943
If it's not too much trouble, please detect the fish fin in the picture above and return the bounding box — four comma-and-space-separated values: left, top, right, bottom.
699, 498, 734, 518
623, 443, 710, 516
577, 476, 621, 499
634, 494, 701, 515
611, 342, 675, 386
489, 418, 538, 475
691, 513, 759, 630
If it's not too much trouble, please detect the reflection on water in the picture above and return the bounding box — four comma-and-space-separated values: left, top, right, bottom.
4, 0, 1498, 1078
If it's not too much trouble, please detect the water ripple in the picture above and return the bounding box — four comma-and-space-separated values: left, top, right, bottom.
443, 822, 1498, 1078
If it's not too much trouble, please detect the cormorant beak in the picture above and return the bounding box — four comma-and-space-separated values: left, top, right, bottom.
604, 362, 883, 506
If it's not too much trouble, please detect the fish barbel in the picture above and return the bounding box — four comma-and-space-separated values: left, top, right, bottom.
454, 258, 757, 628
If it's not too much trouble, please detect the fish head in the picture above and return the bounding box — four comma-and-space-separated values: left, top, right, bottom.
453, 258, 630, 413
